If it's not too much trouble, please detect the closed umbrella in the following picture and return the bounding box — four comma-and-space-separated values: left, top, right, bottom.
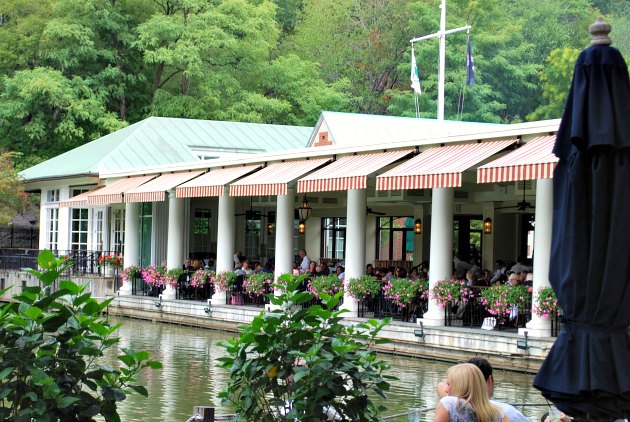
533, 18, 630, 418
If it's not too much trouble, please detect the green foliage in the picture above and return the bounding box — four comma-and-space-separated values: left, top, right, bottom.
346, 275, 382, 301
243, 272, 273, 297
0, 152, 27, 225
307, 274, 344, 300
528, 47, 581, 120
0, 250, 161, 421
431, 279, 475, 308
218, 274, 393, 421
479, 284, 530, 318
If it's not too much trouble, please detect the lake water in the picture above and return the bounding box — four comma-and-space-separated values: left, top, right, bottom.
103, 316, 549, 421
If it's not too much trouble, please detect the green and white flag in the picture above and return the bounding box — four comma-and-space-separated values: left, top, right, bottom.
410, 46, 422, 94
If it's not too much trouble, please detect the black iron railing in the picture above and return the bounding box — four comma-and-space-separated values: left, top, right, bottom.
0, 248, 121, 277
357, 290, 428, 323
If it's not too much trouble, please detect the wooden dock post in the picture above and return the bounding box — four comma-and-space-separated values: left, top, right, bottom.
192, 406, 214, 422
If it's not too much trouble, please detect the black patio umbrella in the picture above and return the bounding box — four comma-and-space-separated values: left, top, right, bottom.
533, 18, 630, 418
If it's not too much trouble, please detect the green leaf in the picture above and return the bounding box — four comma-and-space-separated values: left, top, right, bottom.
24, 305, 43, 320
0, 367, 14, 380
59, 280, 80, 295
57, 396, 80, 409
82, 300, 100, 315
37, 250, 58, 270
127, 385, 148, 397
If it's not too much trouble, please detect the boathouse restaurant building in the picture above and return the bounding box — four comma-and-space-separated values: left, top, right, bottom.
18, 111, 560, 337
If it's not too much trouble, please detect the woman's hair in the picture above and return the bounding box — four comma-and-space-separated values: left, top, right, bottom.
446, 363, 502, 422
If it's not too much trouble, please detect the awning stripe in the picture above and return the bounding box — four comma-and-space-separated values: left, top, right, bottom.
87, 175, 156, 205
297, 150, 413, 193
376, 140, 515, 190
124, 171, 204, 203
176, 165, 261, 198
59, 187, 105, 208
477, 135, 558, 183
230, 158, 330, 197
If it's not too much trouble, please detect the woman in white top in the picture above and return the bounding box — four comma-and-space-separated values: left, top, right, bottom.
434, 363, 509, 422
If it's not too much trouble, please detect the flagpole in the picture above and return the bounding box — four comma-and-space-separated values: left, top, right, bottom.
437, 0, 446, 121
409, 0, 471, 121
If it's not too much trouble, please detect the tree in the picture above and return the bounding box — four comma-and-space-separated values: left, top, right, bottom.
528, 47, 580, 120
218, 275, 393, 421
0, 250, 161, 421
0, 152, 27, 225
0, 67, 126, 166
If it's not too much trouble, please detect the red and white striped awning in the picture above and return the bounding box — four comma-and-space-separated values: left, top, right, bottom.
176, 165, 261, 198
59, 187, 105, 208
230, 158, 330, 196
87, 175, 156, 205
297, 150, 413, 193
477, 135, 558, 183
376, 140, 515, 190
124, 171, 204, 203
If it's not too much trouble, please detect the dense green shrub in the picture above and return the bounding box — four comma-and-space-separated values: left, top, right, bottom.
0, 250, 161, 421
218, 274, 393, 421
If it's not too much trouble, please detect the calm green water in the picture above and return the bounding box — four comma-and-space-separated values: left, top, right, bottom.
103, 316, 548, 421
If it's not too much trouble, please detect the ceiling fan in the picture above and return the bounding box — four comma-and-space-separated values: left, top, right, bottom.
496, 181, 535, 212
367, 208, 386, 216
235, 198, 271, 220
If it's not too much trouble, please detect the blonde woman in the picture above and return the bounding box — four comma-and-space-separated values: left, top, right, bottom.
434, 363, 509, 422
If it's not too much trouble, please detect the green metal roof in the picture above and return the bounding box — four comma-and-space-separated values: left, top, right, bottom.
20, 117, 312, 182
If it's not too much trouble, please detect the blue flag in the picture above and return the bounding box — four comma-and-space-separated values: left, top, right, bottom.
466, 33, 476, 86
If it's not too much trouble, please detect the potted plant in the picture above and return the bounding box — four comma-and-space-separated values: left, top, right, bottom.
191, 268, 215, 288
533, 286, 561, 318
308, 274, 344, 300
431, 279, 475, 308
243, 273, 273, 297
382, 277, 424, 308
346, 275, 381, 301
98, 254, 123, 276
212, 271, 237, 292
141, 265, 166, 288
480, 285, 530, 326
164, 268, 185, 287
120, 265, 140, 282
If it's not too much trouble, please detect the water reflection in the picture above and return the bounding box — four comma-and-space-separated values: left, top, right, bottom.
103, 317, 548, 421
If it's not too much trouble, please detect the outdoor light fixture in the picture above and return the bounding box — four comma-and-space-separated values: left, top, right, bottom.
298, 220, 306, 234
517, 331, 529, 350
483, 217, 493, 234
414, 322, 425, 340
267, 223, 274, 236
155, 297, 163, 309
204, 306, 211, 315
414, 218, 422, 235
297, 195, 312, 223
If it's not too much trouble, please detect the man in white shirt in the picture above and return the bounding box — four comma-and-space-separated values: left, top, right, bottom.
298, 249, 311, 274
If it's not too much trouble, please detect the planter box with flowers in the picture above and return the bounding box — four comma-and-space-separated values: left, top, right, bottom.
308, 274, 344, 300
212, 271, 237, 293
191, 268, 215, 289
99, 254, 123, 276
431, 279, 475, 308
383, 277, 428, 308
164, 268, 185, 288
141, 265, 166, 294
243, 273, 274, 297
346, 275, 381, 302
533, 286, 561, 319
479, 284, 530, 328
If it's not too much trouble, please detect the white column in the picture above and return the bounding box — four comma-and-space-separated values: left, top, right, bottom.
342, 189, 366, 317
162, 191, 184, 300
212, 190, 235, 305
521, 178, 553, 337
120, 202, 140, 295
274, 188, 295, 282
421, 187, 454, 326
